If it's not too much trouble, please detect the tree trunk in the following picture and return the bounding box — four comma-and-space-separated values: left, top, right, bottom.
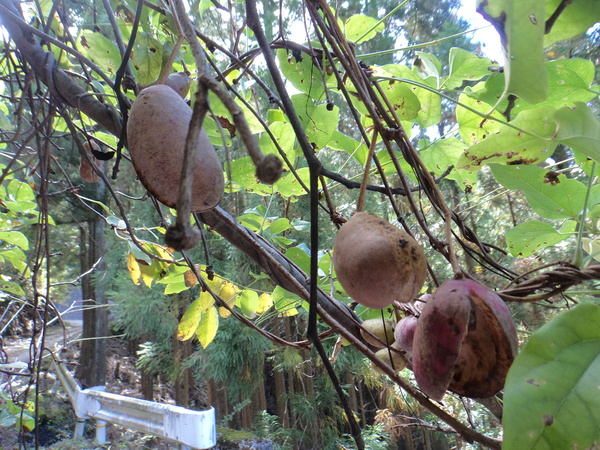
274, 366, 289, 428
75, 209, 107, 388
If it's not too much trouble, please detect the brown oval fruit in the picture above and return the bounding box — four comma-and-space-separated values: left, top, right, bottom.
165, 72, 191, 98
412, 279, 518, 401
332, 212, 427, 309
360, 318, 395, 348
127, 85, 224, 212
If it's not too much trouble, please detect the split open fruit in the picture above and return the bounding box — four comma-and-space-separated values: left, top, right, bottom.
411, 279, 518, 400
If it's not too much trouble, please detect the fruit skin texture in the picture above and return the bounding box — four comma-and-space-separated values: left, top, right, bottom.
127, 85, 224, 212
360, 318, 396, 348
165, 72, 191, 98
332, 212, 427, 309
373, 343, 408, 374
394, 315, 418, 354
412, 279, 518, 401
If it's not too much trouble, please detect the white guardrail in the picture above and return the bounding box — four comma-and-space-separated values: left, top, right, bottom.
54, 361, 216, 449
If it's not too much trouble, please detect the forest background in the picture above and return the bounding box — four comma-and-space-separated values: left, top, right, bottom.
0, 0, 600, 448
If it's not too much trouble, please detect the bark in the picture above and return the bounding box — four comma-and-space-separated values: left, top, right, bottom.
75, 215, 107, 388
274, 366, 289, 428
0, 0, 121, 137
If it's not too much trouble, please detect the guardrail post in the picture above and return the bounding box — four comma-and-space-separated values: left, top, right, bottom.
88, 386, 107, 444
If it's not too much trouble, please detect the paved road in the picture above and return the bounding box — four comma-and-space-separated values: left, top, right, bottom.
3, 320, 83, 363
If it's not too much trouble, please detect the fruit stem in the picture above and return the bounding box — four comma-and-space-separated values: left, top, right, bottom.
355, 128, 378, 214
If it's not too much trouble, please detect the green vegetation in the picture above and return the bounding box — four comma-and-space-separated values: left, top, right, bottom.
0, 0, 599, 448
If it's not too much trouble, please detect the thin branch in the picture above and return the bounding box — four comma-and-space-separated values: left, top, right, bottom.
545, 0, 574, 34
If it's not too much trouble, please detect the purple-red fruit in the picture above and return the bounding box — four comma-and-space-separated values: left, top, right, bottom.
394, 315, 418, 354
332, 212, 427, 309
412, 279, 518, 401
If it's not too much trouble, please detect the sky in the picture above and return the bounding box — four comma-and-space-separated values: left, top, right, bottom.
458, 0, 505, 62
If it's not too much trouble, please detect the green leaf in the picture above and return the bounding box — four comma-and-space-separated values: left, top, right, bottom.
132, 32, 163, 86
291, 94, 339, 149
7, 179, 35, 202
0, 280, 24, 296
443, 48, 494, 90
544, 0, 600, 46
196, 306, 219, 348
414, 51, 441, 84
326, 131, 369, 165
412, 76, 442, 128
490, 164, 588, 219
419, 137, 477, 190
285, 246, 311, 274
269, 217, 293, 235
163, 279, 189, 295
1, 248, 27, 272
503, 303, 600, 450
384, 63, 441, 128
275, 167, 310, 198
553, 102, 600, 162
272, 286, 302, 316
239, 289, 259, 317
344, 14, 384, 44
582, 237, 600, 262
205, 89, 263, 135
513, 59, 597, 116
455, 94, 504, 146
79, 30, 121, 75
177, 297, 205, 341
458, 105, 557, 172
368, 65, 421, 121
276, 49, 335, 101
258, 121, 296, 161
0, 231, 29, 250
478, 0, 547, 103
505, 220, 575, 257
228, 157, 274, 196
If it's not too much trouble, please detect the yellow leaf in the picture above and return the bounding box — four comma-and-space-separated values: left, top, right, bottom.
198, 289, 215, 312
218, 306, 231, 318
126, 252, 141, 285
205, 276, 224, 293
196, 306, 219, 348
219, 282, 237, 303
279, 308, 298, 317
144, 242, 173, 260
256, 292, 273, 314
139, 263, 156, 288
177, 297, 204, 341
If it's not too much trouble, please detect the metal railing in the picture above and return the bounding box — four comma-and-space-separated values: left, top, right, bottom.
54, 361, 216, 449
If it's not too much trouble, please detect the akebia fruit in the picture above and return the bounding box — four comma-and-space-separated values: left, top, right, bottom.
373, 343, 408, 374
412, 279, 518, 401
360, 318, 395, 348
127, 84, 224, 212
394, 315, 418, 354
165, 72, 191, 98
332, 212, 427, 309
